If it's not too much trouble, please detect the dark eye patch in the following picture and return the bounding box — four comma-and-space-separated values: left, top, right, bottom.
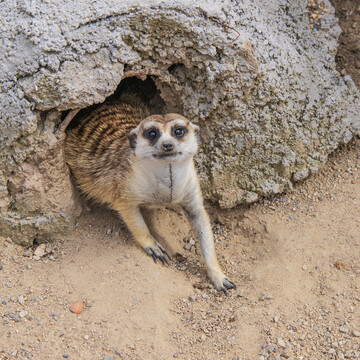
172, 126, 187, 138
143, 127, 160, 142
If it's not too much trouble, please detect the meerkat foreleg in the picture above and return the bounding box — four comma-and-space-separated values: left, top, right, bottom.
182, 195, 236, 294
114, 203, 170, 265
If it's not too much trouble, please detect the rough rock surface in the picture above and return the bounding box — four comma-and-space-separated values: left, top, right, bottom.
0, 0, 359, 245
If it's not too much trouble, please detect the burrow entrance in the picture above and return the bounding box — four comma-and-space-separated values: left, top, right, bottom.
59, 73, 185, 213
60, 73, 185, 133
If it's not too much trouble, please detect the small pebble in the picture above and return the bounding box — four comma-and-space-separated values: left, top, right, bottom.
277, 338, 286, 348
352, 330, 360, 337
62, 354, 69, 359
18, 295, 25, 306
69, 301, 83, 314
19, 310, 27, 318
34, 244, 47, 258
9, 313, 20, 323
105, 356, 113, 360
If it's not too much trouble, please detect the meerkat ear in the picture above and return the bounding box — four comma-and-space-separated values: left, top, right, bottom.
128, 128, 138, 149
191, 123, 202, 145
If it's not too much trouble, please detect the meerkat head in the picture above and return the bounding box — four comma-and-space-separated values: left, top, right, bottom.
128, 114, 201, 162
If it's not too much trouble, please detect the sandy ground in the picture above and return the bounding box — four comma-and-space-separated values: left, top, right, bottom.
1, 138, 359, 360
1, 2, 360, 359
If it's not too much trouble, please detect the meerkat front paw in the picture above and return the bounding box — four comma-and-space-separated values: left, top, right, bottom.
212, 274, 236, 295
145, 241, 171, 265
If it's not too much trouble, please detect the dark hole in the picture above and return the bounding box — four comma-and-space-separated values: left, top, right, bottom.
168, 63, 185, 73
65, 76, 166, 130
109, 76, 166, 114
61, 109, 71, 122
168, 63, 186, 78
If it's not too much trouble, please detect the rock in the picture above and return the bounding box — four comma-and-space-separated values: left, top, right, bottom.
23, 249, 33, 258
33, 244, 48, 258
8, 313, 21, 323
352, 330, 360, 337
18, 295, 25, 306
19, 310, 27, 318
339, 326, 349, 334
277, 338, 286, 349
69, 301, 83, 314
0, 0, 359, 244
273, 314, 280, 323
185, 243, 192, 251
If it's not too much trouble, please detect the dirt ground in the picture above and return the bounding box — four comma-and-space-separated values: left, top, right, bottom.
1, 2, 360, 360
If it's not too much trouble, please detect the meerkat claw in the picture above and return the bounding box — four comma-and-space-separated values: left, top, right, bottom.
161, 248, 172, 261
218, 277, 236, 295
226, 279, 237, 290
145, 244, 170, 266
150, 252, 157, 263
220, 288, 228, 296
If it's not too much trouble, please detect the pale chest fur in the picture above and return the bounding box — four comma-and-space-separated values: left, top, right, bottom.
128, 159, 197, 205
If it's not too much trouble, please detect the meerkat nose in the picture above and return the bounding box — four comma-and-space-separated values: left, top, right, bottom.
162, 142, 174, 152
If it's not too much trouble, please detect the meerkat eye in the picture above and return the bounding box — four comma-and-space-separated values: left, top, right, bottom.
146, 128, 159, 140
173, 127, 186, 138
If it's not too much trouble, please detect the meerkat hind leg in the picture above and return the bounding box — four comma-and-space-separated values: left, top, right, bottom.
115, 204, 170, 265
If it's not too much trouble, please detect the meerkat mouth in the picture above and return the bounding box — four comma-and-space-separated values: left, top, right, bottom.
153, 152, 182, 159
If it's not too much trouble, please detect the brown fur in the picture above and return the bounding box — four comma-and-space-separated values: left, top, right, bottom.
65, 94, 149, 204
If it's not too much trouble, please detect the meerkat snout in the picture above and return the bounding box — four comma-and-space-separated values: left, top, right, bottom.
162, 142, 174, 152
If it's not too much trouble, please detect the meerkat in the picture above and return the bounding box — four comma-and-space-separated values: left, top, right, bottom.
64, 92, 236, 294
